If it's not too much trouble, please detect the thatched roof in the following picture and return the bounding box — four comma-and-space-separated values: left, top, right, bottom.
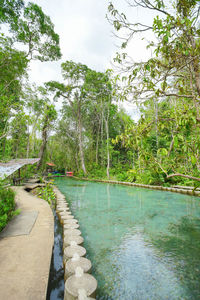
0, 158, 40, 179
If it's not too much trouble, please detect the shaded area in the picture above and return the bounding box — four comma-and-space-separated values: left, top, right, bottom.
46, 209, 64, 300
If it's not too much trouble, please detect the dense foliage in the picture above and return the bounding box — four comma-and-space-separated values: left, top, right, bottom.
0, 0, 199, 188
32, 181, 56, 207
106, 0, 200, 186
0, 186, 18, 231
0, 0, 60, 166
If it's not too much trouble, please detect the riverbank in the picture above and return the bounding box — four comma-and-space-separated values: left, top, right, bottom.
0, 186, 54, 300
73, 177, 200, 197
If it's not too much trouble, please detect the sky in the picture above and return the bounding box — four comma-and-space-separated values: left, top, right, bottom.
26, 0, 155, 119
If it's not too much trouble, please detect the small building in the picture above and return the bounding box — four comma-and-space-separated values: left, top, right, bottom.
66, 171, 73, 177
46, 162, 56, 174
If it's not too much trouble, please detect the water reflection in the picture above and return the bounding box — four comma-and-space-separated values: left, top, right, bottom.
55, 178, 200, 300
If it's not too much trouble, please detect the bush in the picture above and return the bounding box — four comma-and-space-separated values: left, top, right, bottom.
78, 164, 106, 179
135, 169, 165, 185
76, 169, 86, 178
110, 163, 130, 181
0, 187, 17, 232
127, 169, 137, 182
116, 171, 129, 182
33, 181, 56, 207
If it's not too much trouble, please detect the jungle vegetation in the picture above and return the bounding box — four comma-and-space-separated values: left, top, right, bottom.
0, 0, 200, 187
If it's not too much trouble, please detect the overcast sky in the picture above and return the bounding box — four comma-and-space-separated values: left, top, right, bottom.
28, 0, 112, 83
28, 0, 154, 81
27, 0, 155, 119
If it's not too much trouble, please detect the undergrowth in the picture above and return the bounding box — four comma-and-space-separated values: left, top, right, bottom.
32, 181, 56, 208
0, 186, 20, 232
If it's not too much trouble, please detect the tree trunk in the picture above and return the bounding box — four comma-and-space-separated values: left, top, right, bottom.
192, 59, 200, 97
105, 108, 110, 179
132, 151, 135, 169
100, 100, 104, 166
30, 115, 39, 155
37, 118, 48, 170
167, 173, 200, 182
190, 37, 200, 98
153, 98, 158, 150
26, 125, 30, 158
155, 159, 200, 182
167, 133, 174, 157
26, 135, 30, 158
189, 66, 200, 122
75, 149, 79, 171
77, 105, 86, 175
15, 141, 19, 158
96, 121, 101, 164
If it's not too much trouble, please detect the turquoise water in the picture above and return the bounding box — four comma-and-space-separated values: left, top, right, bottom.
55, 178, 200, 300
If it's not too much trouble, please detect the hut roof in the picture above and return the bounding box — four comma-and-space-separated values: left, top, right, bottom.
46, 162, 56, 167
0, 158, 40, 179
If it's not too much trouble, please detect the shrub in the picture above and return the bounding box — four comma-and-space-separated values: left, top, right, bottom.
135, 169, 165, 185
116, 171, 129, 182
0, 187, 17, 232
33, 181, 56, 207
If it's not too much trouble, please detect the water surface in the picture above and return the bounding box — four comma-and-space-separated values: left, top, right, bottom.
46, 210, 64, 300
55, 178, 200, 300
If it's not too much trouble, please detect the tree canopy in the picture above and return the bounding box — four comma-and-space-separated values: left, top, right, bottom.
0, 0, 199, 187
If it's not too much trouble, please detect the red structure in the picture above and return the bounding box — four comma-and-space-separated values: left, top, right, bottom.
66, 171, 73, 177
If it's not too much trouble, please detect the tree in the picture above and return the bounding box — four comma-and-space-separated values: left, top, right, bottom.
9, 110, 28, 158
108, 0, 200, 183
36, 103, 57, 170
0, 0, 61, 162
108, 0, 200, 106
0, 0, 24, 24
46, 61, 113, 175
0, 0, 61, 61
0, 35, 28, 159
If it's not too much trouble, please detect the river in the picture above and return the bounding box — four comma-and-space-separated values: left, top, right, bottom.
55, 177, 200, 300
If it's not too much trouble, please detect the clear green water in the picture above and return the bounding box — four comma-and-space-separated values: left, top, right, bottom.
55, 178, 200, 300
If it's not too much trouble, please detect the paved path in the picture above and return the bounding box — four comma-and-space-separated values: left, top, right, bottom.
0, 186, 54, 300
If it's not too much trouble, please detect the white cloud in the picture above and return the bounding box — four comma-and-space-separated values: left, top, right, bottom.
28, 0, 116, 85
26, 0, 157, 120
27, 0, 156, 82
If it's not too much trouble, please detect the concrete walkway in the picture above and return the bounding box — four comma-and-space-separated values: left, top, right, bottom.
0, 186, 54, 300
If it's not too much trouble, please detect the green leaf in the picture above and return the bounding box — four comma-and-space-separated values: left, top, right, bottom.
191, 155, 197, 165
174, 136, 178, 147
157, 148, 168, 156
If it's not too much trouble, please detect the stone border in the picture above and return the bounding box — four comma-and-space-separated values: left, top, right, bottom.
53, 186, 97, 300
73, 177, 200, 197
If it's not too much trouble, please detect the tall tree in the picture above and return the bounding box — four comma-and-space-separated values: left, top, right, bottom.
0, 0, 61, 61
0, 0, 61, 161
36, 103, 57, 170
108, 0, 200, 182
46, 61, 113, 175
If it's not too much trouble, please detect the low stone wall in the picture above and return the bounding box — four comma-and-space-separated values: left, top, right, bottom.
73, 177, 200, 197
53, 186, 97, 300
